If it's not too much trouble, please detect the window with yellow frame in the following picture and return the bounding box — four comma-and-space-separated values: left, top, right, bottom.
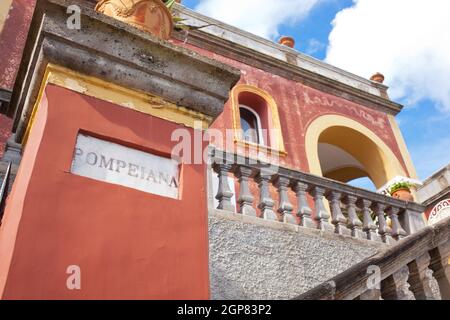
230, 84, 287, 156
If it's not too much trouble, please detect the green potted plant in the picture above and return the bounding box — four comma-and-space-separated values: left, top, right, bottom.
388, 181, 414, 201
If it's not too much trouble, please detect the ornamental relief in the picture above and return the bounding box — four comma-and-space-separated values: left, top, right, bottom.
302, 91, 387, 130
95, 0, 173, 39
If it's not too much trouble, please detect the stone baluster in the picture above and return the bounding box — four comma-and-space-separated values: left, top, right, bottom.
359, 289, 382, 300
274, 176, 296, 224
407, 253, 437, 300
372, 203, 394, 244
381, 266, 415, 300
235, 166, 256, 216
387, 207, 407, 241
358, 199, 379, 241
343, 195, 364, 239
326, 191, 348, 236
310, 187, 333, 232
255, 170, 277, 221
294, 182, 314, 228
213, 163, 234, 212
429, 243, 450, 299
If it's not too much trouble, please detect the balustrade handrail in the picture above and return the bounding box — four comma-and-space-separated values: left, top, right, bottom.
211, 148, 425, 212
294, 216, 450, 300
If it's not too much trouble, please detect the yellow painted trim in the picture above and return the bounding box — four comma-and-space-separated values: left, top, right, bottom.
305, 115, 407, 189
22, 67, 52, 146
0, 0, 12, 33
22, 64, 212, 146
387, 114, 418, 179
231, 84, 287, 157
324, 166, 369, 184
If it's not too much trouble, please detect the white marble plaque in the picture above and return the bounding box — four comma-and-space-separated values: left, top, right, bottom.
71, 134, 180, 199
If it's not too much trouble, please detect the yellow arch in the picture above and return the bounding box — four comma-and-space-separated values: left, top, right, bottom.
305, 115, 407, 189
324, 166, 369, 184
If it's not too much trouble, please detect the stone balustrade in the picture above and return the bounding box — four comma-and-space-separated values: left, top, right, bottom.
295, 216, 450, 300
210, 148, 427, 244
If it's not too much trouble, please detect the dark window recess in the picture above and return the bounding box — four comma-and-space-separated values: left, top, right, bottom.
239, 107, 260, 144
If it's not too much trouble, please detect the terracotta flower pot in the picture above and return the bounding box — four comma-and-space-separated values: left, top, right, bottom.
95, 0, 174, 40
391, 188, 414, 201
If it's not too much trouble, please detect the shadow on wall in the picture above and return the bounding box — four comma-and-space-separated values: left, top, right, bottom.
0, 115, 12, 157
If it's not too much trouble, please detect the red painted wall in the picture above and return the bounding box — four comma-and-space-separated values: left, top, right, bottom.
0, 85, 210, 299
0, 0, 37, 157
0, 1, 410, 176
0, 0, 36, 91
173, 40, 410, 177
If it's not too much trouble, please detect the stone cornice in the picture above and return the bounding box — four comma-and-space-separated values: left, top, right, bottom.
421, 187, 450, 208
6, 0, 240, 141
173, 4, 404, 116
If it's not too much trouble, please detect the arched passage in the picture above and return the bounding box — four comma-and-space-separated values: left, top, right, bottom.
305, 115, 406, 189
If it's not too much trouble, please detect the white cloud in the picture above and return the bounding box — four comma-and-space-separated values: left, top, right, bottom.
195, 0, 321, 39
306, 38, 325, 55
325, 0, 450, 112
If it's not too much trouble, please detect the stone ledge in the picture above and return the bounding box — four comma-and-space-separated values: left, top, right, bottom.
6, 0, 240, 141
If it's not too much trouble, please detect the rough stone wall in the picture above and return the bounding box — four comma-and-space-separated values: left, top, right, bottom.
209, 210, 384, 300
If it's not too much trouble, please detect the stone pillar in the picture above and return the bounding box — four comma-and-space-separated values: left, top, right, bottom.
399, 209, 427, 235
381, 266, 415, 300
387, 207, 407, 240
255, 171, 277, 221
358, 199, 379, 241
343, 195, 364, 239
310, 187, 333, 232
407, 253, 437, 300
359, 289, 382, 300
274, 176, 295, 224
235, 166, 256, 216
429, 244, 450, 300
327, 191, 348, 236
214, 163, 235, 212
294, 182, 314, 228
372, 203, 394, 244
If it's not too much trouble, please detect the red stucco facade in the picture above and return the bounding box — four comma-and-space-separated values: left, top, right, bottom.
174, 41, 409, 176
0, 2, 410, 178
0, 85, 210, 299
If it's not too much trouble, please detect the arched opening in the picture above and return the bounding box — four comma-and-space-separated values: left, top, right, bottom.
305, 115, 407, 190
318, 142, 377, 190
318, 126, 389, 189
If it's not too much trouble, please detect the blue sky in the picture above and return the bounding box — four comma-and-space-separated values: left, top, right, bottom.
181, 0, 450, 188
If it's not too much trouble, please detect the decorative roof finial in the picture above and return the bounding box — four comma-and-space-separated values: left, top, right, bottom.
370, 72, 385, 84
278, 36, 295, 48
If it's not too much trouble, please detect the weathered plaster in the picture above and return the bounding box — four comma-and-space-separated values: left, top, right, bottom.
208, 210, 384, 300
0, 0, 36, 90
